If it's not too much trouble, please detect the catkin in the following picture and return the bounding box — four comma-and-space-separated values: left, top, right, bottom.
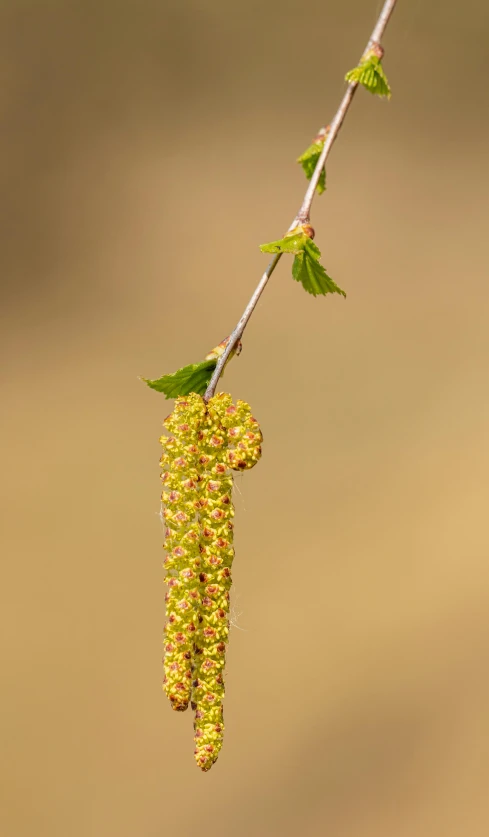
160, 392, 262, 770
160, 394, 207, 712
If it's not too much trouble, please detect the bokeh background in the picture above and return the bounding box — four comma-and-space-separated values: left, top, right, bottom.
2, 1, 489, 835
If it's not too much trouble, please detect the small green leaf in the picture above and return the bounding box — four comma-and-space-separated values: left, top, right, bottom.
259, 228, 309, 255
297, 140, 326, 194
261, 227, 345, 298
292, 246, 346, 298
142, 359, 217, 398
345, 54, 391, 98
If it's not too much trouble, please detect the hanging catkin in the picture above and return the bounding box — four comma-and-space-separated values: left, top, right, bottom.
160, 393, 262, 770
160, 394, 207, 712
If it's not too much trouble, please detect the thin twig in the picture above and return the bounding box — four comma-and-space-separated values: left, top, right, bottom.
204, 0, 398, 402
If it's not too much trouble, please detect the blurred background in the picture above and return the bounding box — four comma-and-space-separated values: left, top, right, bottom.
2, 1, 489, 835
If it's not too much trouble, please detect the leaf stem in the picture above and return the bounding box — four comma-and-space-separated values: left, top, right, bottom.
204, 0, 398, 402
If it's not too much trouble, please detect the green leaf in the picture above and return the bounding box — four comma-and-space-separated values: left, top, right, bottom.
260, 227, 345, 298
345, 54, 391, 98
297, 140, 326, 194
259, 228, 309, 255
142, 359, 217, 398
292, 242, 346, 298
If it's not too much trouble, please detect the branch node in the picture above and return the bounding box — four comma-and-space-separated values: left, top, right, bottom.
302, 224, 315, 239
369, 42, 385, 60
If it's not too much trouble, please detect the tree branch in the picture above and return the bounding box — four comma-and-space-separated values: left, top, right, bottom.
204, 0, 398, 402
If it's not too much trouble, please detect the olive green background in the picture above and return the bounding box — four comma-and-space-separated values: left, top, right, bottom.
2, 1, 489, 835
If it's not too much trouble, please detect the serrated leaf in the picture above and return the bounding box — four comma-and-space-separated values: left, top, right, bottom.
297, 140, 326, 194
142, 359, 217, 398
345, 55, 391, 99
260, 227, 344, 299
259, 228, 309, 255
292, 250, 346, 298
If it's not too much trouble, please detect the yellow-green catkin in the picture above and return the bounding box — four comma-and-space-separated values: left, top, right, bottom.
191, 393, 262, 771
160, 393, 207, 712
160, 392, 262, 770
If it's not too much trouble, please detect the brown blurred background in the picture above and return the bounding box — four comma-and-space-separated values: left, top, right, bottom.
1, 1, 489, 835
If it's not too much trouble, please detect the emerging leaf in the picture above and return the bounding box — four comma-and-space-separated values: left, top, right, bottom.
205, 336, 242, 362
261, 226, 345, 298
292, 241, 346, 298
297, 140, 326, 194
345, 51, 391, 98
142, 359, 217, 398
259, 227, 309, 255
